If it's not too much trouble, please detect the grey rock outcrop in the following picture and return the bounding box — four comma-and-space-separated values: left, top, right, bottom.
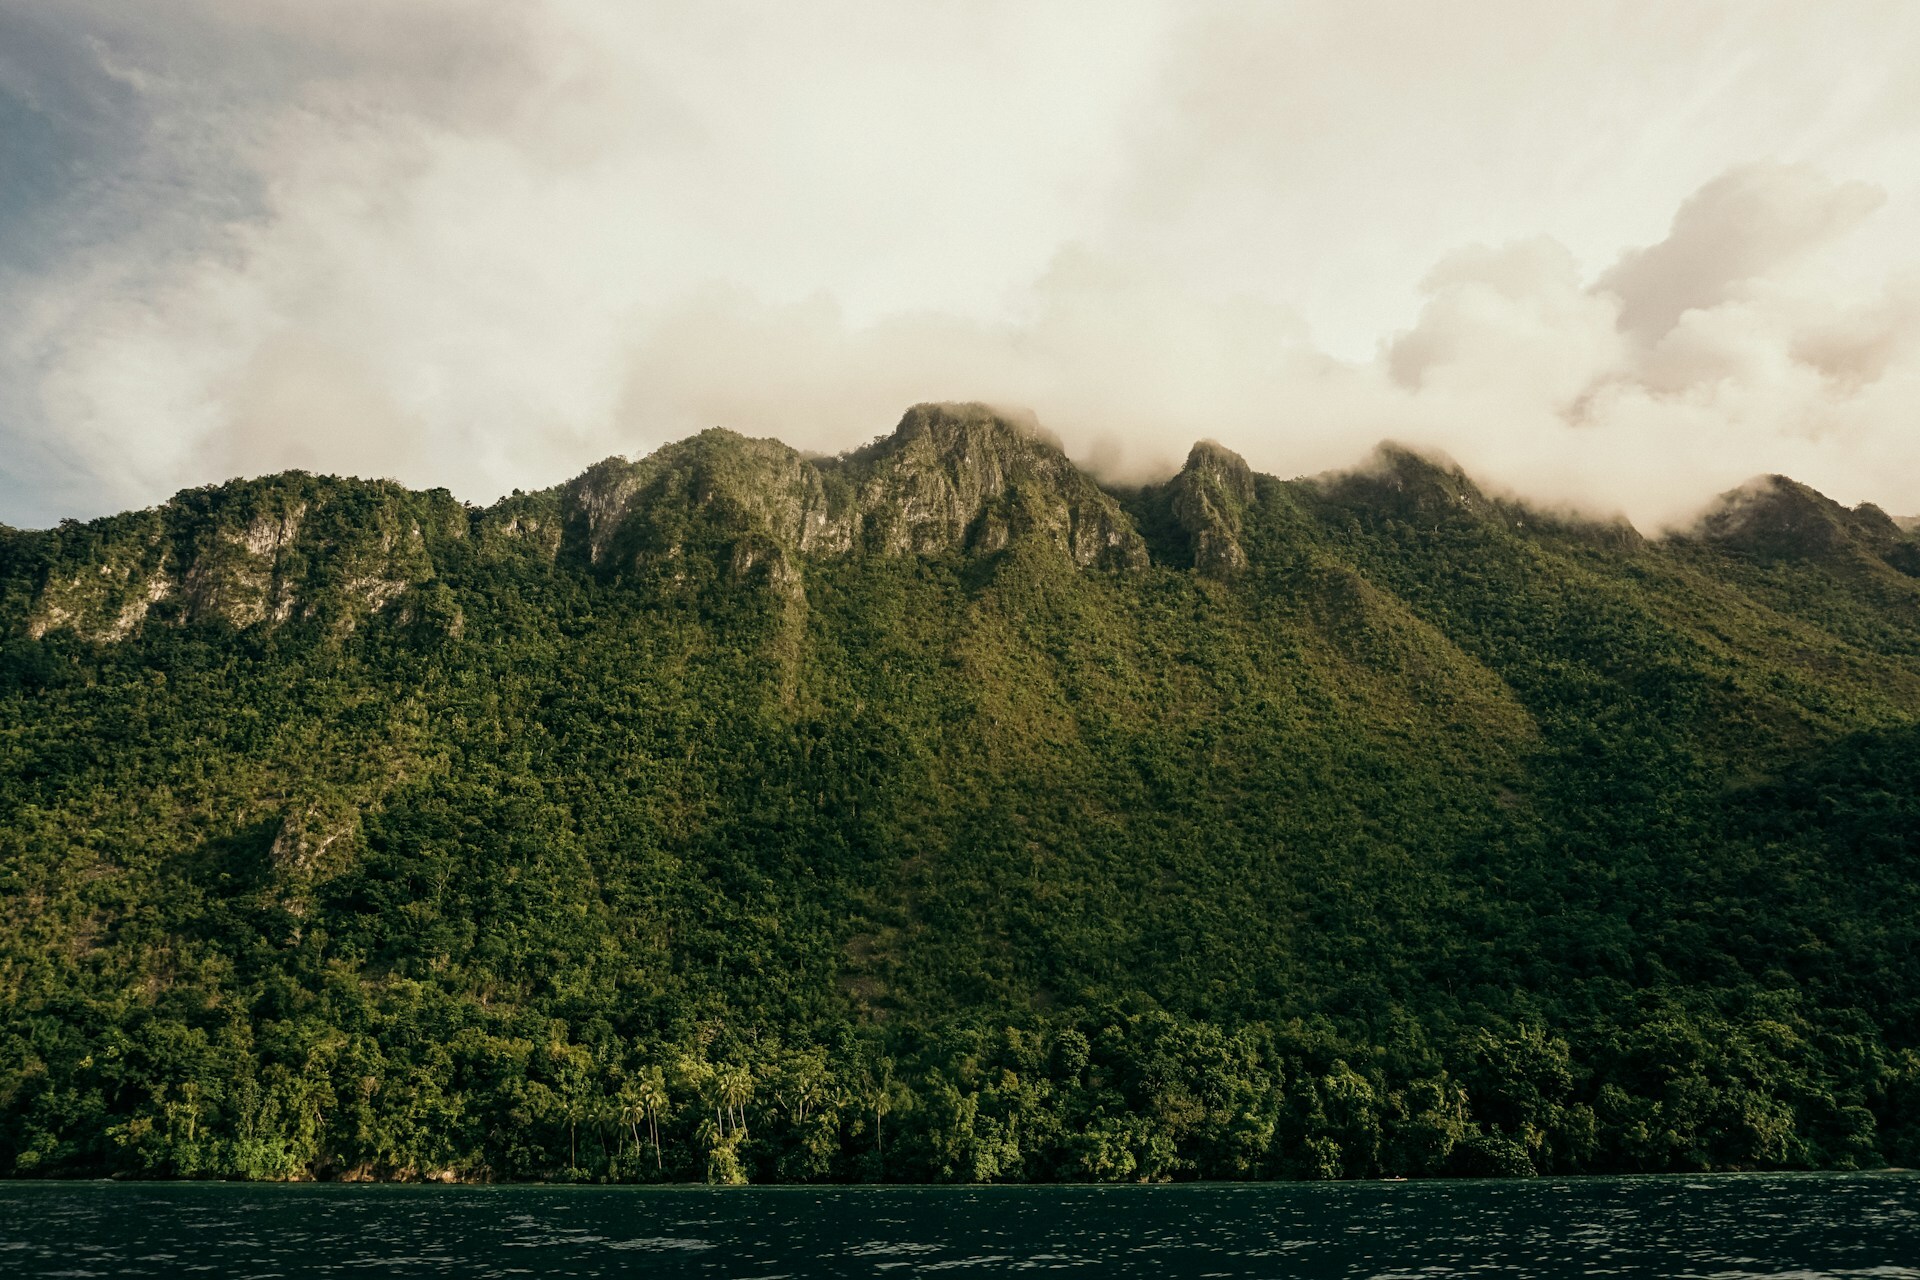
1167, 440, 1256, 577
561, 403, 1148, 585
9, 475, 459, 642
848, 404, 1147, 569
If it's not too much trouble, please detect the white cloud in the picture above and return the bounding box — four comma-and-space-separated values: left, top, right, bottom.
4, 1, 1920, 531
1593, 162, 1885, 342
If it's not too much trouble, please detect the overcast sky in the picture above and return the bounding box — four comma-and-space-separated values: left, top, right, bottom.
3, 1, 1919, 529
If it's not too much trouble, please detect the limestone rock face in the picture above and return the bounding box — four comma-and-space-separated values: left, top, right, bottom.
561, 430, 857, 592
1, 405, 1158, 643
561, 404, 1148, 585
848, 404, 1147, 570
14, 402, 1918, 651
7, 475, 460, 642
1168, 440, 1256, 577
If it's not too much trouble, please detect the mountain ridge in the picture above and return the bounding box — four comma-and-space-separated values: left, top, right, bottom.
5, 401, 1920, 1184
9, 401, 1913, 645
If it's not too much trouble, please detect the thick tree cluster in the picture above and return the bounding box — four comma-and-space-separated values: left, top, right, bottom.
3, 405, 1919, 1182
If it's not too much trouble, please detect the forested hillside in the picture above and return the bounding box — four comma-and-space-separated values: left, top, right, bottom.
4, 402, 1920, 1183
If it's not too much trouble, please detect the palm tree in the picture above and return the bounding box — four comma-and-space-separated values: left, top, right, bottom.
716, 1064, 753, 1139
634, 1067, 669, 1171
615, 1085, 643, 1161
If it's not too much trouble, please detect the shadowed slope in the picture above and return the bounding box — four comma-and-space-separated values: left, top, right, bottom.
5, 407, 1920, 1182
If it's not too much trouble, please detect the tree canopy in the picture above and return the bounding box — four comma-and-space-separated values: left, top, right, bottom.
4, 405, 1920, 1182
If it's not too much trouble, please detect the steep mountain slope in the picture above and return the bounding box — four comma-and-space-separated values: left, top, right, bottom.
3, 403, 1920, 1183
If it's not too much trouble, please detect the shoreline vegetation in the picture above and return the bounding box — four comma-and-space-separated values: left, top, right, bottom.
5, 404, 1920, 1184
11, 1167, 1920, 1186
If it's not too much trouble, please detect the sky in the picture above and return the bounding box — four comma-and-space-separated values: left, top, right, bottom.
3, 0, 1919, 531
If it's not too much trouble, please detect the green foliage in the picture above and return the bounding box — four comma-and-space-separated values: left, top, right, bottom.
4, 411, 1920, 1181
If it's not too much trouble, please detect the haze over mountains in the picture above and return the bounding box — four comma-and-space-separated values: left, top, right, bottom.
8, 6, 1920, 533
4, 401, 1920, 1182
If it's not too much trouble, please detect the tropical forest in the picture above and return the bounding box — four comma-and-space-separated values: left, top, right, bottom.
4, 402, 1920, 1184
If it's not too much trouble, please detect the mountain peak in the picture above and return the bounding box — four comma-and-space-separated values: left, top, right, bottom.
557, 404, 1147, 582
563, 429, 847, 586
1691, 474, 1920, 576
873, 401, 1059, 453
1181, 440, 1256, 502
1167, 440, 1257, 577
1696, 475, 1865, 558
1315, 442, 1491, 526
848, 404, 1146, 568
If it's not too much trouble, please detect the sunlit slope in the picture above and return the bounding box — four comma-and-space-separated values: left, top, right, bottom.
4, 403, 1920, 1180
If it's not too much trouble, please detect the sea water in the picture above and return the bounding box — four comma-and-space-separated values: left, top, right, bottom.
1, 1172, 1916, 1278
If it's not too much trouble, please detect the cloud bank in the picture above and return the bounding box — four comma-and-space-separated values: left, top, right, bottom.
3, 1, 1920, 531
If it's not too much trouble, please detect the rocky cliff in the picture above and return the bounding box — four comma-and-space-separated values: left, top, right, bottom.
1, 475, 463, 642
6, 403, 1918, 644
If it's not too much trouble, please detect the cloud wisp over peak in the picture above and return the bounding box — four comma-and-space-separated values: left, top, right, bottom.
3, 1, 1919, 533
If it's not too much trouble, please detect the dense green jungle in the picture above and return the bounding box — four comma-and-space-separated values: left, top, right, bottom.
4, 402, 1920, 1184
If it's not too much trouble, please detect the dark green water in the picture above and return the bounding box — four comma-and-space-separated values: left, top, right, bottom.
1, 1173, 1916, 1278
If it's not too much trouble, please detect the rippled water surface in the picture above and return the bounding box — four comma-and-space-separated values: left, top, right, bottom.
2, 1173, 1916, 1278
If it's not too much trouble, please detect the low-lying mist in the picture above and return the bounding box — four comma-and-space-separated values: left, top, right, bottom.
613, 165, 1920, 534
